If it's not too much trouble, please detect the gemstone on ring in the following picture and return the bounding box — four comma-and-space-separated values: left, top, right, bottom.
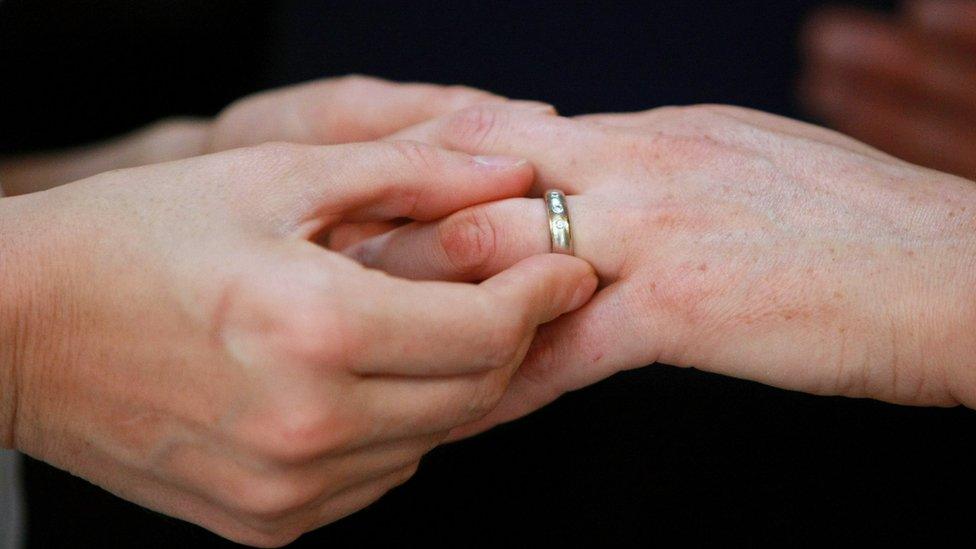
544, 189, 573, 255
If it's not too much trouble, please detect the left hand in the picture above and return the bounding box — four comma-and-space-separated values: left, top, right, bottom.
346, 103, 976, 439
1, 75, 549, 196
800, 0, 976, 180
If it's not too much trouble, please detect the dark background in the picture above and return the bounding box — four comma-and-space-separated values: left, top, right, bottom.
3, 0, 973, 546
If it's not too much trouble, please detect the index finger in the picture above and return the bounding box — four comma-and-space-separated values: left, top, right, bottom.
386, 104, 623, 195
212, 75, 509, 150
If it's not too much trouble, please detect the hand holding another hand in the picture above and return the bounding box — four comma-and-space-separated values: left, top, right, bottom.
0, 140, 594, 546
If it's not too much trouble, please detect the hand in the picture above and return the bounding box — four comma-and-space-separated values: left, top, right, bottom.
347, 103, 976, 439
800, 0, 976, 180
1, 75, 542, 195
0, 141, 595, 546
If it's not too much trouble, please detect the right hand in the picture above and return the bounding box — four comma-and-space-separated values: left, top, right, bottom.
0, 141, 596, 546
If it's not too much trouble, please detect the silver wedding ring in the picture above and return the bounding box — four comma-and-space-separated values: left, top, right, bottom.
544, 189, 573, 255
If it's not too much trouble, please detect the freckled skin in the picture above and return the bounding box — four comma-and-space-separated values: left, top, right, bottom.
363, 103, 976, 439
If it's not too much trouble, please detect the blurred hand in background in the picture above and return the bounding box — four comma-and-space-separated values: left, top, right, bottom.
800, 0, 976, 180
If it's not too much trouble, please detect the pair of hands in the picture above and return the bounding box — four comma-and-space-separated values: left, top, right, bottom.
2, 75, 976, 546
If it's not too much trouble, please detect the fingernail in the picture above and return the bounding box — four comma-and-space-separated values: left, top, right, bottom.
474, 155, 528, 168
507, 100, 558, 114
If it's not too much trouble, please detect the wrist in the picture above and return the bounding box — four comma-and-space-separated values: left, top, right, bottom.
0, 190, 71, 451
938, 247, 976, 409
0, 195, 36, 448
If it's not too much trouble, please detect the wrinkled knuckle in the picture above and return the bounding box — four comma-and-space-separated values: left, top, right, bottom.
443, 104, 503, 150
388, 139, 444, 175
438, 207, 498, 277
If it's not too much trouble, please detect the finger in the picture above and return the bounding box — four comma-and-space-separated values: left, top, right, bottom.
801, 66, 976, 179
325, 221, 400, 250
446, 281, 660, 441
307, 464, 419, 532
385, 103, 623, 194
350, 252, 597, 377
242, 140, 533, 234
801, 7, 976, 119
161, 433, 438, 531
211, 75, 509, 150
907, 0, 976, 50
346, 196, 628, 283
74, 457, 287, 548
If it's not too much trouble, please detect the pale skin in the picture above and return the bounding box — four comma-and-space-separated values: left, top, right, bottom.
348, 103, 976, 439
0, 78, 593, 547
5, 74, 976, 545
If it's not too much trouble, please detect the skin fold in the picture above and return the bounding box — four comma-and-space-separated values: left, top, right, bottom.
348, 103, 976, 439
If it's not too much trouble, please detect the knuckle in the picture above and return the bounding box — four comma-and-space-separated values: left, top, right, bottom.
234, 476, 320, 523
256, 406, 358, 463
437, 207, 498, 277
442, 104, 504, 150
388, 139, 444, 174
218, 277, 359, 369
277, 302, 357, 366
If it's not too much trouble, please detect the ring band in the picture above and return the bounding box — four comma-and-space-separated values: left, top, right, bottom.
544, 189, 573, 255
